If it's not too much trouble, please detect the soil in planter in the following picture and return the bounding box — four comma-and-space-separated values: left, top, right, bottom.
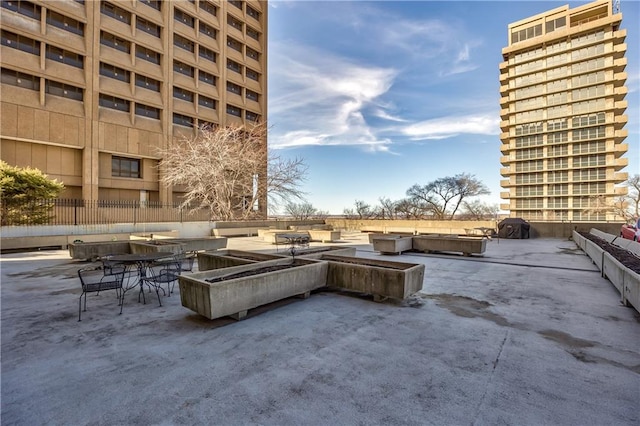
579, 232, 640, 274
205, 261, 303, 283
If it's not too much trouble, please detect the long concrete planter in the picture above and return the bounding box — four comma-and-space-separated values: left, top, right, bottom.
372, 236, 413, 255
412, 235, 486, 257
583, 239, 605, 272
367, 233, 413, 243
179, 258, 328, 320
321, 254, 425, 301
307, 230, 341, 243
130, 240, 186, 255
293, 246, 356, 259
171, 237, 227, 252
68, 241, 131, 260
198, 250, 283, 271
602, 251, 625, 294
623, 269, 640, 312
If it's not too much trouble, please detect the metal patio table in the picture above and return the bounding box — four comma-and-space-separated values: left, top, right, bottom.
108, 252, 173, 304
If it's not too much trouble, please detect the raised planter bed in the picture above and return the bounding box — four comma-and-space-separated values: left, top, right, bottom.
412, 235, 486, 257
372, 236, 413, 255
68, 241, 131, 260
197, 250, 283, 271
293, 246, 356, 259
307, 230, 341, 243
320, 254, 425, 301
130, 240, 186, 255
179, 258, 328, 320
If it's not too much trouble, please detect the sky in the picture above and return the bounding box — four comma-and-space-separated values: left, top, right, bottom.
265, 0, 640, 215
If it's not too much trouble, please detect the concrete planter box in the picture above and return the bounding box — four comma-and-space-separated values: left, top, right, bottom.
367, 233, 411, 243
372, 236, 413, 255
293, 246, 356, 259
179, 258, 328, 320
130, 240, 186, 255
583, 239, 605, 271
198, 250, 283, 271
321, 254, 425, 301
68, 241, 131, 260
170, 237, 227, 252
589, 228, 616, 243
602, 252, 625, 294
412, 235, 486, 257
308, 230, 341, 243
623, 269, 640, 312
572, 230, 587, 250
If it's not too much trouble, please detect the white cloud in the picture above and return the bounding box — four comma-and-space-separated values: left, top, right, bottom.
401, 114, 500, 140
268, 43, 398, 151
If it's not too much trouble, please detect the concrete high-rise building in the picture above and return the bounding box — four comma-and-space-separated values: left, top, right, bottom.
1, 0, 267, 213
499, 0, 628, 221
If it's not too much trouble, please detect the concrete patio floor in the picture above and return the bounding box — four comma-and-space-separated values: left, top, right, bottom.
1, 233, 639, 425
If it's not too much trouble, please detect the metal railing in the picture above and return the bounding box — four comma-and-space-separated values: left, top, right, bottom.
0, 199, 212, 226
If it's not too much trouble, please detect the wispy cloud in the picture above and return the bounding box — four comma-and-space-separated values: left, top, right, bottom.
269, 43, 397, 151
401, 114, 500, 140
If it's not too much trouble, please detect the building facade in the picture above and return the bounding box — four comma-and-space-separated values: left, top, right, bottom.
1, 0, 267, 213
499, 0, 628, 221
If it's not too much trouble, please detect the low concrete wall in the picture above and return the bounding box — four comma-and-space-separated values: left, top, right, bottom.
372, 236, 413, 255
68, 241, 132, 260
322, 254, 425, 301
295, 246, 356, 259
412, 235, 487, 257
179, 258, 328, 320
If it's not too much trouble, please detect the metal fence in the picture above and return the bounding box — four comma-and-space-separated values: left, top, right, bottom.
0, 199, 212, 226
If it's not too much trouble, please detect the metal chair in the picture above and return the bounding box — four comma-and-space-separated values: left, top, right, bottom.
165, 253, 195, 295
77, 265, 126, 321
139, 259, 181, 307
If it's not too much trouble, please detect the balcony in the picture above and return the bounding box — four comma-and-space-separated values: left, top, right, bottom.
613, 100, 627, 114
500, 191, 511, 199
614, 129, 628, 144
500, 121, 509, 131
613, 142, 628, 157
611, 172, 628, 184
500, 203, 511, 211
614, 186, 627, 196
500, 179, 511, 187
613, 57, 627, 73
500, 144, 511, 154
613, 157, 628, 170
613, 86, 627, 101
500, 167, 512, 177
500, 155, 510, 164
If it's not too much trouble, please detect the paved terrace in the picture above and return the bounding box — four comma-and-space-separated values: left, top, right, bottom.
1, 233, 638, 425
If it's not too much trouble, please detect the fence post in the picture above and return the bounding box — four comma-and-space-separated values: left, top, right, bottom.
74, 199, 78, 226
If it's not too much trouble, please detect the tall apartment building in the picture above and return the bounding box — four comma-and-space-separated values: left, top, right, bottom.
499, 0, 628, 221
1, 0, 267, 213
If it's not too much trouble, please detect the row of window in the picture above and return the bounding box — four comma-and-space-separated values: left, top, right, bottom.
511, 71, 606, 101
2, 1, 85, 36
513, 169, 608, 185
509, 57, 608, 90
512, 30, 604, 63
512, 140, 607, 160
514, 113, 606, 137
228, 0, 261, 21
1, 68, 83, 101
512, 84, 606, 112
511, 97, 607, 125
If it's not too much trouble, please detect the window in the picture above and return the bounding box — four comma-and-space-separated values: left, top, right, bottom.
46, 80, 83, 101
47, 10, 84, 36
1, 0, 41, 20
174, 8, 195, 28
99, 94, 130, 112
572, 112, 605, 128
246, 26, 260, 41
546, 119, 567, 131
173, 113, 194, 127
246, 111, 259, 122
112, 156, 140, 178
139, 0, 161, 11
573, 126, 605, 141
101, 1, 131, 25
173, 60, 194, 77
246, 46, 259, 61
227, 37, 242, 52
228, 15, 243, 31
136, 16, 161, 37
227, 59, 242, 74
199, 70, 215, 86
246, 68, 259, 82
229, 0, 242, 10
1, 68, 40, 91
198, 95, 215, 110
200, 1, 217, 17
246, 89, 259, 102
1, 30, 40, 55
226, 104, 241, 117
135, 103, 160, 119
173, 86, 194, 102
46, 45, 84, 69
511, 23, 542, 43
174, 34, 194, 52
99, 62, 130, 82
545, 17, 565, 33
199, 22, 216, 39
101, 31, 130, 53
247, 5, 260, 20
136, 45, 161, 65
227, 82, 241, 95
199, 45, 216, 63
135, 74, 160, 91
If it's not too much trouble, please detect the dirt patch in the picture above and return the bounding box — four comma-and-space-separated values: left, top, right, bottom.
205, 263, 300, 283
424, 294, 510, 326
538, 329, 595, 348
579, 232, 640, 274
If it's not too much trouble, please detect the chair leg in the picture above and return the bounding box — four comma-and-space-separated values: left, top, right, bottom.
154, 284, 162, 307
78, 293, 83, 321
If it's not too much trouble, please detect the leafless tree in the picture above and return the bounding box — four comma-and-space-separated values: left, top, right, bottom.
376, 197, 399, 219
344, 200, 375, 219
267, 153, 309, 214
158, 123, 307, 220
460, 200, 499, 220
284, 202, 317, 220
626, 174, 640, 218
406, 173, 490, 220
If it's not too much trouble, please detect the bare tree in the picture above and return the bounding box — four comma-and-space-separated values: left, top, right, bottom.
406, 173, 490, 220
377, 197, 399, 219
158, 123, 307, 220
267, 153, 309, 214
626, 174, 640, 218
344, 200, 374, 219
460, 200, 499, 220
284, 202, 317, 220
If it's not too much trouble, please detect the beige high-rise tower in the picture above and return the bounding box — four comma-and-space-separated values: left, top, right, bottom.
1, 0, 267, 213
499, 0, 628, 221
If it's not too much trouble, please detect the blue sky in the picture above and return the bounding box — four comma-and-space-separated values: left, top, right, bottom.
266, 0, 640, 215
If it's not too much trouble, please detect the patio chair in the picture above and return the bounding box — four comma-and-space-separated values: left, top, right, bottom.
77, 265, 126, 321
139, 259, 181, 307
164, 253, 195, 295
